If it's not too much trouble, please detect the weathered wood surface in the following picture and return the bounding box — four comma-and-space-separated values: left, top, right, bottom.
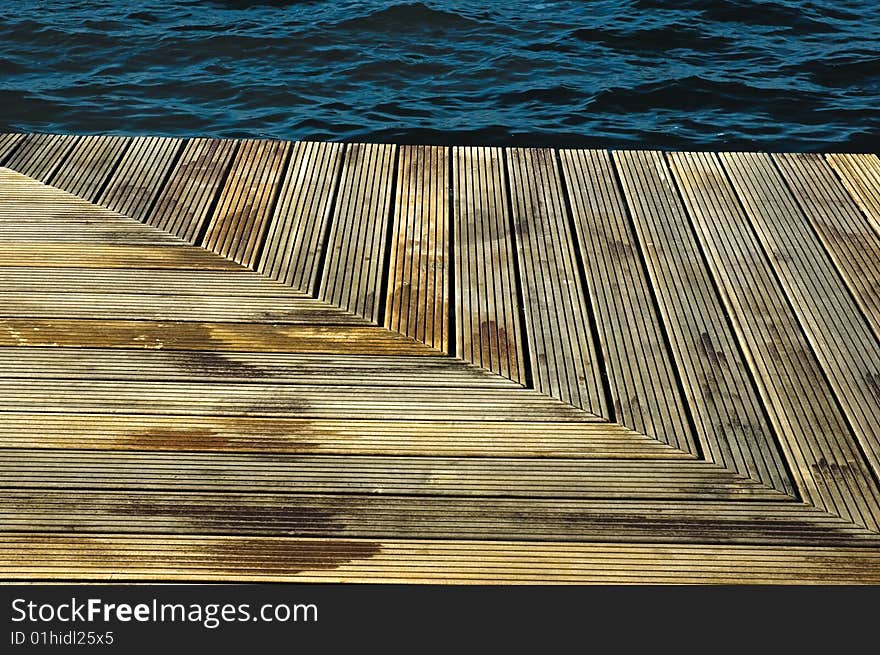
2, 136, 880, 583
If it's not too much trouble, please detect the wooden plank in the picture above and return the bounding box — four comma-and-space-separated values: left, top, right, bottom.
259, 141, 345, 291
202, 138, 290, 267
0, 491, 869, 544
614, 150, 795, 495
772, 153, 880, 341
4, 535, 879, 583
826, 153, 880, 235
0, 267, 311, 296
47, 134, 131, 201
0, 132, 24, 162
0, 319, 434, 354
319, 143, 395, 321
6, 535, 880, 583
0, 347, 516, 387
0, 291, 369, 324
452, 146, 525, 383
0, 245, 239, 270
560, 148, 692, 450
0, 379, 597, 421
385, 145, 449, 351
3, 133, 79, 181
667, 151, 880, 531
98, 136, 183, 221
0, 413, 657, 458
720, 152, 880, 489
0, 450, 780, 500
0, 168, 185, 245
148, 137, 237, 242
506, 147, 606, 415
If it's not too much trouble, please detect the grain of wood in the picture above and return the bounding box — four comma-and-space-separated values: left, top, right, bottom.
0, 450, 780, 499
826, 153, 880, 235
148, 137, 237, 241
259, 141, 345, 291
320, 143, 395, 321
0, 133, 24, 162
0, 319, 448, 358
385, 145, 449, 351
0, 245, 239, 269
560, 148, 692, 449
0, 490, 870, 544
452, 146, 525, 382
202, 138, 290, 267
506, 147, 606, 415
772, 153, 880, 341
0, 291, 375, 324
722, 152, 880, 488
0, 347, 515, 387
98, 136, 183, 221
0, 267, 311, 296
4, 536, 878, 583
0, 413, 649, 458
2, 133, 79, 181
0, 379, 596, 421
47, 135, 131, 201
614, 150, 794, 495
668, 151, 880, 531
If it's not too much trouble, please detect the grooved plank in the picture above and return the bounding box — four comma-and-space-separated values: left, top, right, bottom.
0, 347, 516, 387
0, 291, 368, 324
47, 135, 130, 201
560, 149, 692, 450
0, 491, 869, 544
202, 138, 290, 267
5, 535, 879, 583
506, 147, 606, 415
0, 450, 779, 499
148, 137, 237, 242
0, 245, 239, 269
260, 141, 345, 291
772, 153, 880, 341
0, 267, 311, 296
320, 143, 395, 321
667, 151, 880, 531
0, 379, 595, 421
720, 152, 880, 488
0, 133, 24, 161
0, 319, 436, 354
3, 133, 78, 181
614, 151, 794, 496
452, 146, 525, 382
826, 153, 880, 235
0, 168, 185, 245
386, 145, 449, 352
0, 414, 651, 457
98, 136, 183, 221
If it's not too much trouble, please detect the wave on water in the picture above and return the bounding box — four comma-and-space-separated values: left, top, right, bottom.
0, 0, 877, 150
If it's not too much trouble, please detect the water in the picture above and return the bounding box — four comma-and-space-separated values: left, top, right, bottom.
1, 0, 878, 151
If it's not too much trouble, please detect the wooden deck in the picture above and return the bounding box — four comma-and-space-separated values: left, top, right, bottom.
1, 132, 879, 583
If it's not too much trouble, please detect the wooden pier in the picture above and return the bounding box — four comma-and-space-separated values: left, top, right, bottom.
1, 132, 879, 583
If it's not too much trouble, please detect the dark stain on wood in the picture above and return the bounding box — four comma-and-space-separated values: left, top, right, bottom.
200, 538, 382, 574
120, 424, 319, 454
698, 332, 729, 369
865, 372, 880, 403
172, 351, 273, 379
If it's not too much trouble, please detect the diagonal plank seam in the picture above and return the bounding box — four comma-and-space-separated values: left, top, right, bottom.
5, 161, 880, 588
6, 140, 880, 534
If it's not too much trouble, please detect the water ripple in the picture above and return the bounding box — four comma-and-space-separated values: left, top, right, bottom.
0, 0, 877, 150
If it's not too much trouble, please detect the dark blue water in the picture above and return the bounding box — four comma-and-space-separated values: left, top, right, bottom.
1, 0, 878, 151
